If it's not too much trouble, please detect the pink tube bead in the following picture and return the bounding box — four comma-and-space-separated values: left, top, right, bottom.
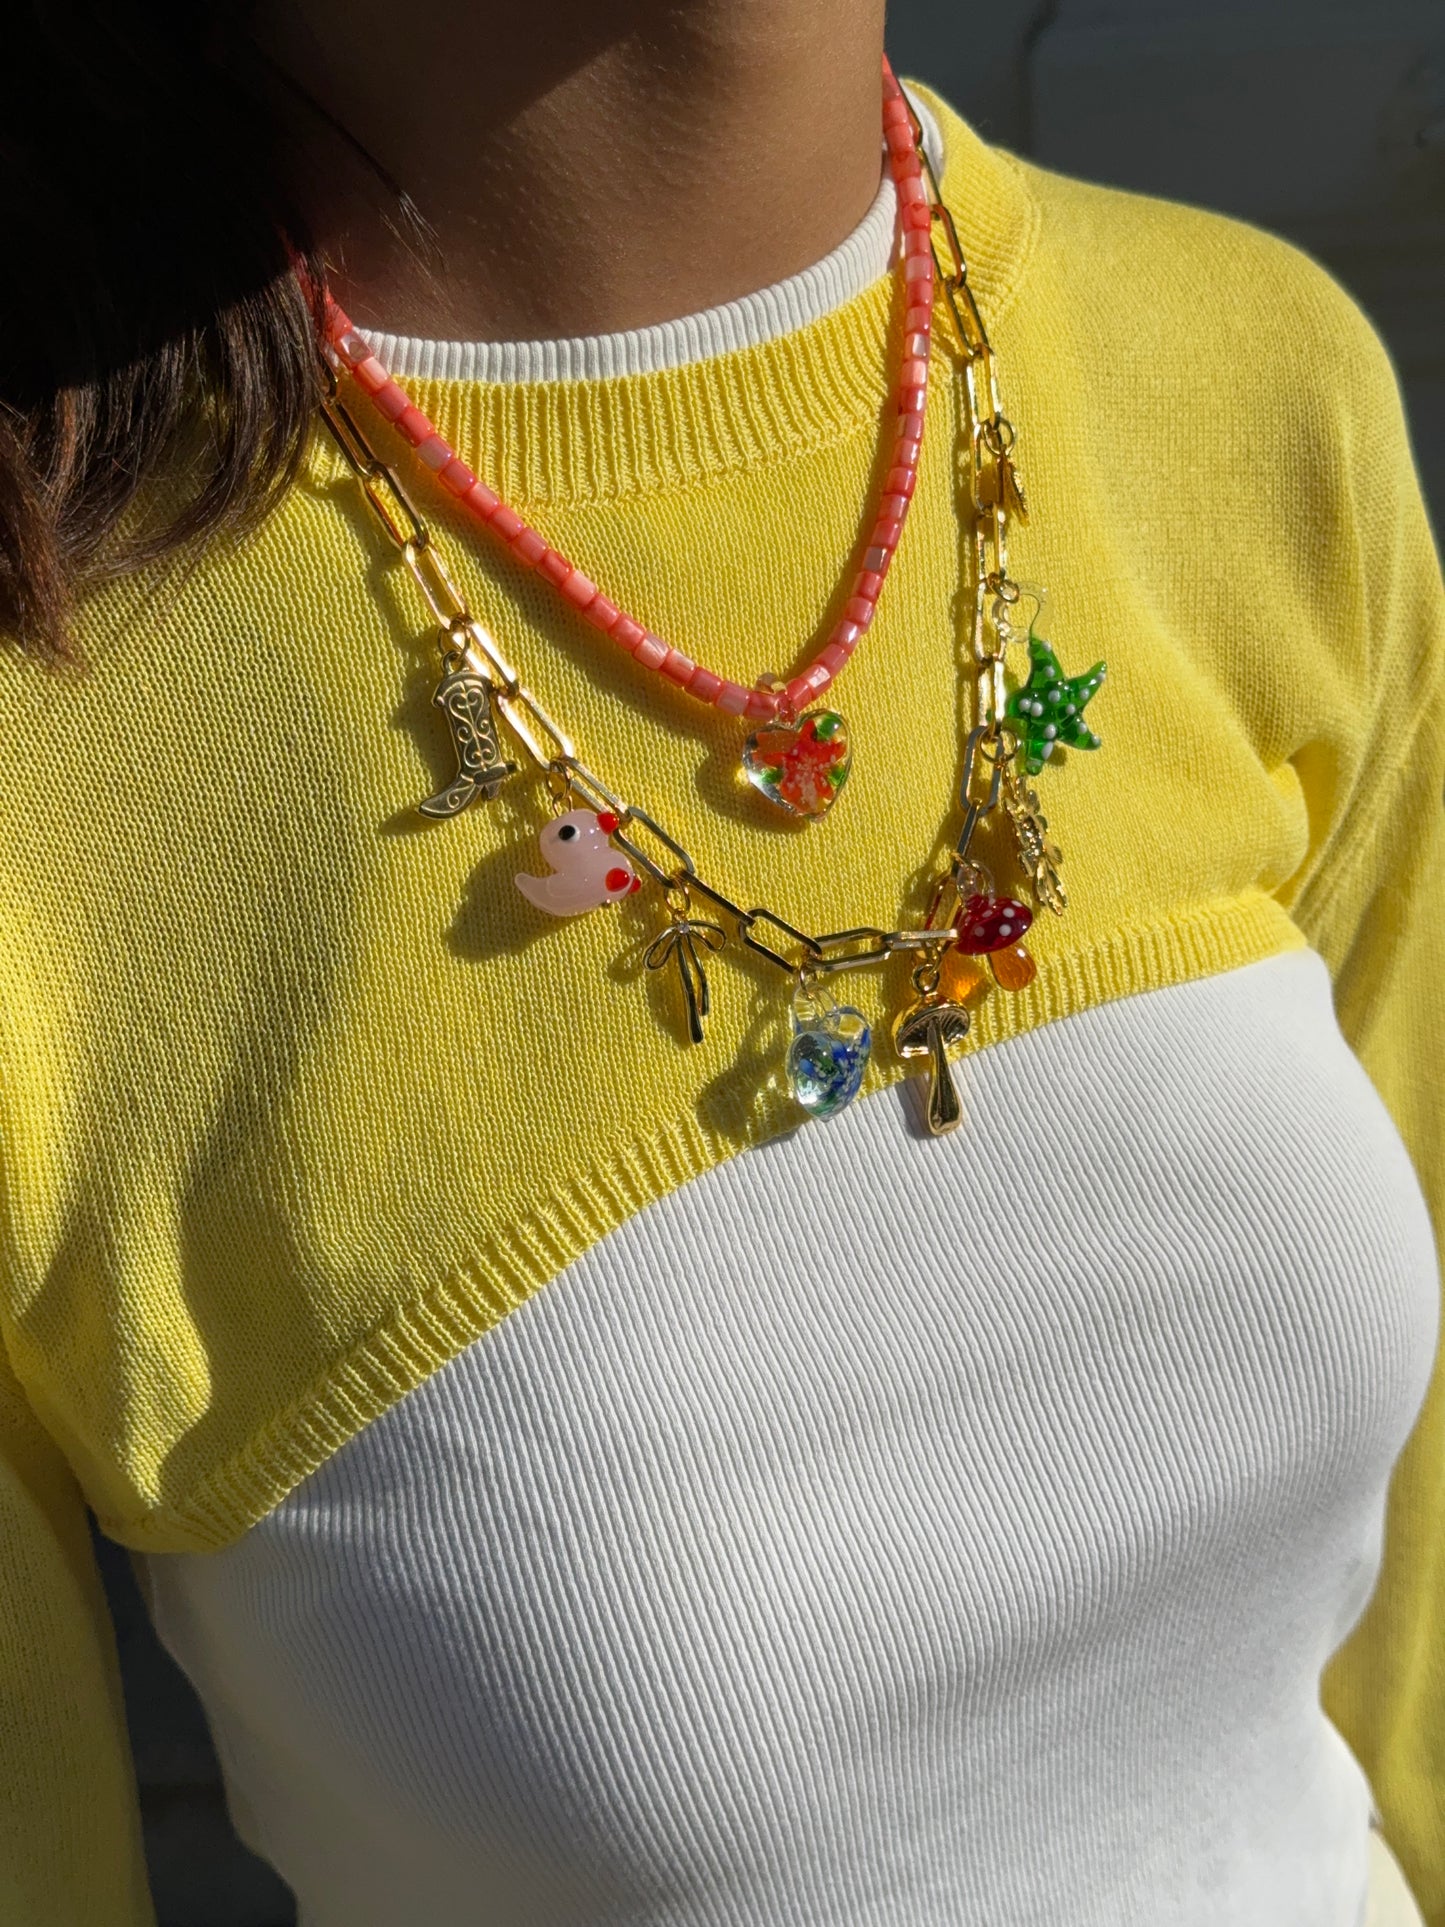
899, 411, 928, 454
790, 664, 831, 703
324, 64, 934, 725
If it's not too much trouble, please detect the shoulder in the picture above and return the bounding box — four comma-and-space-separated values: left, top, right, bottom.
1039, 161, 1394, 410
909, 81, 1443, 793
911, 79, 1405, 450
922, 82, 1434, 644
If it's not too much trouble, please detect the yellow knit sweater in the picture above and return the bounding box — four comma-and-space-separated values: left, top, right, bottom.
0, 85, 1441, 1925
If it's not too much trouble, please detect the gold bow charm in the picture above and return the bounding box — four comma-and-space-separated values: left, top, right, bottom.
644, 883, 727, 1044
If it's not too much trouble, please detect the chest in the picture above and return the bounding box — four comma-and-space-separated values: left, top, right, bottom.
136, 950, 1438, 1923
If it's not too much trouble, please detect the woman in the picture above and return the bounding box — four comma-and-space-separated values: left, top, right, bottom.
0, 1, 1440, 1922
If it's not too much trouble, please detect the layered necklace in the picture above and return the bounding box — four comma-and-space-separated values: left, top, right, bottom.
316, 58, 1107, 1136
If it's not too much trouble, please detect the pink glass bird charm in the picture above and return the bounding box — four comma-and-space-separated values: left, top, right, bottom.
514, 809, 642, 917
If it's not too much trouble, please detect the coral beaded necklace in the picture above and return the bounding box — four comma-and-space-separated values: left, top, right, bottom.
316, 59, 1108, 1134
324, 59, 935, 821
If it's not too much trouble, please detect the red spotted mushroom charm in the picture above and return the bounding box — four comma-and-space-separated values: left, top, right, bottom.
515, 809, 642, 917
952, 890, 1038, 992
954, 892, 1034, 954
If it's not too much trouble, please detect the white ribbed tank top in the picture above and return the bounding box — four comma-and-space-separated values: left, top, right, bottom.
135, 95, 1438, 1927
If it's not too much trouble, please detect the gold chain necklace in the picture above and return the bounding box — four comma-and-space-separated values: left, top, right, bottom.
316, 94, 1108, 1135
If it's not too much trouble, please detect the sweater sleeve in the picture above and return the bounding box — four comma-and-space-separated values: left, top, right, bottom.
1277, 295, 1445, 1922
0, 1348, 156, 1924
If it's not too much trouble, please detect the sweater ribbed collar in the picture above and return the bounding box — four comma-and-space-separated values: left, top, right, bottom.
369, 88, 945, 385
314, 85, 1037, 505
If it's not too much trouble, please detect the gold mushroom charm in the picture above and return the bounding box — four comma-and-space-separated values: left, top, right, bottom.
892, 995, 972, 1136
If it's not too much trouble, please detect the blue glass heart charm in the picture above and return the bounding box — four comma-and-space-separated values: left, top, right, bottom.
786, 998, 872, 1119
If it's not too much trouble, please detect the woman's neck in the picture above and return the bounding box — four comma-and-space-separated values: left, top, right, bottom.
250, 0, 889, 344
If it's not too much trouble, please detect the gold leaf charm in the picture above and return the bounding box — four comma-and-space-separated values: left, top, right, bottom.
977, 421, 1029, 523
998, 453, 1029, 522
1002, 762, 1067, 916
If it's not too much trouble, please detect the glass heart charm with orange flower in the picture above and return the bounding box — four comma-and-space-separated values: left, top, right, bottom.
741, 680, 852, 817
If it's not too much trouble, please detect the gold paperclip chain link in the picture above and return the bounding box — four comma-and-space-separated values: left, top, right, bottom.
316, 93, 1058, 980
900, 95, 1048, 906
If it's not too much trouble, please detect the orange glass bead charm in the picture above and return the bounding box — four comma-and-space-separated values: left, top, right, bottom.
989, 942, 1037, 991
937, 947, 992, 1006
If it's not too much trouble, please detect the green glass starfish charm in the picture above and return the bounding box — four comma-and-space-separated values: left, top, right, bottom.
1004, 627, 1107, 776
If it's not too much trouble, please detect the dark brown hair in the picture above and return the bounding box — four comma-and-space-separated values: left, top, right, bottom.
0, 2, 329, 666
